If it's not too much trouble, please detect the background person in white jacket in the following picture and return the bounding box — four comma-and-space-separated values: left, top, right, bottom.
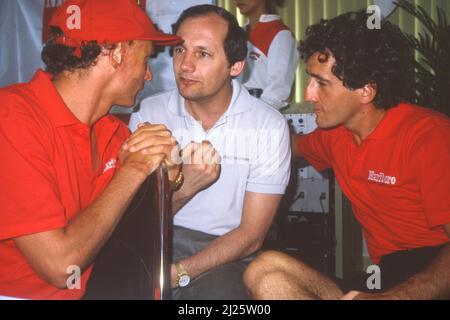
235, 0, 299, 110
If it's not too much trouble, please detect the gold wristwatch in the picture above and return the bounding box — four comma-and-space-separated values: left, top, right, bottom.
171, 170, 184, 191
175, 262, 190, 287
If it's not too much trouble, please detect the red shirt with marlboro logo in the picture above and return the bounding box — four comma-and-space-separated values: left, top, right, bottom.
0, 70, 130, 299
298, 103, 450, 263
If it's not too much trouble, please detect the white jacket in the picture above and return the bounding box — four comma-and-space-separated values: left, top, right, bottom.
240, 15, 299, 110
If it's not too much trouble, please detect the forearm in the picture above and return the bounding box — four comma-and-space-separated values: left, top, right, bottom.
386, 243, 450, 299
176, 193, 282, 283
171, 142, 221, 214
62, 165, 148, 269
177, 228, 261, 281
16, 165, 148, 287
171, 182, 200, 214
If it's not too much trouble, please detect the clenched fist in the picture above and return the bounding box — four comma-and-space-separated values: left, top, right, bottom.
179, 141, 221, 194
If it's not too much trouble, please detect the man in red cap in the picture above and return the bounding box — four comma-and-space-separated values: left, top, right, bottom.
0, 0, 181, 299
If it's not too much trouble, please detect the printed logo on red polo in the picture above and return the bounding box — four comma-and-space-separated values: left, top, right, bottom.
368, 170, 397, 185
103, 158, 118, 174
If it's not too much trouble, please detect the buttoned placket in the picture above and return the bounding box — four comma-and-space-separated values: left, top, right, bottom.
183, 112, 228, 144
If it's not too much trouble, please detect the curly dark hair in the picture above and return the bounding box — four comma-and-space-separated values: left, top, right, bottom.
42, 27, 121, 76
42, 27, 100, 75
299, 11, 412, 109
172, 5, 247, 67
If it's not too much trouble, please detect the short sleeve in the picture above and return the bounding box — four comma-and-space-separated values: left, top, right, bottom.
410, 123, 450, 229
246, 116, 291, 194
0, 108, 67, 240
297, 129, 333, 172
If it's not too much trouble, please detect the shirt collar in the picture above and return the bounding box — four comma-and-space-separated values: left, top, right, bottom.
168, 79, 253, 119
259, 14, 281, 23
338, 103, 408, 142
244, 14, 281, 27
28, 69, 81, 127
365, 103, 408, 140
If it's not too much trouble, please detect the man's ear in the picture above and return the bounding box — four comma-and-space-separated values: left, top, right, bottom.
109, 43, 124, 68
229, 60, 246, 78
360, 83, 377, 105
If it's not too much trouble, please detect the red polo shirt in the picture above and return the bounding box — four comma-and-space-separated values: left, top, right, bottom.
298, 103, 450, 263
0, 70, 130, 299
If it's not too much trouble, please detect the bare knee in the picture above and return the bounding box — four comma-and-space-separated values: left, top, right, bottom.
244, 265, 293, 299
258, 270, 292, 298
244, 251, 294, 294
244, 251, 341, 300
244, 251, 283, 282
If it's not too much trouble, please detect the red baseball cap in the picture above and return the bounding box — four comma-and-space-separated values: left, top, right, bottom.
49, 0, 181, 56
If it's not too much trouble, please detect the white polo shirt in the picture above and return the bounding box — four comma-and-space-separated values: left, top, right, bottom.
129, 80, 291, 236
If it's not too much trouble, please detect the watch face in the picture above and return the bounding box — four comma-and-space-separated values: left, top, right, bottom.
179, 274, 190, 287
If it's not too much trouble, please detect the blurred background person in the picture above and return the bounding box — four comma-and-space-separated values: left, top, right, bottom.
235, 0, 299, 110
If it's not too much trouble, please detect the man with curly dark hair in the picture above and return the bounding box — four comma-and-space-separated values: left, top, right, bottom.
0, 0, 182, 299
244, 10, 450, 300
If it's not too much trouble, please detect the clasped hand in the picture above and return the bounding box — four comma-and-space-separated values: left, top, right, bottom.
120, 123, 221, 193
119, 123, 181, 180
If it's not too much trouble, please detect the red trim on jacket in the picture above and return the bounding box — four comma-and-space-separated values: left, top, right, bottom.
248, 20, 289, 56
